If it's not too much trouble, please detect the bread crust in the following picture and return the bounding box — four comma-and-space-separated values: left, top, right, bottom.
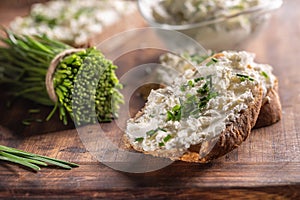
254, 79, 282, 128
124, 86, 263, 163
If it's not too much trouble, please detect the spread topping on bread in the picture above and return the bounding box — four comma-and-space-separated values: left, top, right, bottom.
126, 58, 260, 158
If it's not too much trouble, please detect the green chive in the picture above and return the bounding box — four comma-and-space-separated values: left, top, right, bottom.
163, 134, 172, 143
188, 80, 194, 87
194, 77, 204, 82
159, 142, 165, 147
146, 129, 157, 137
206, 57, 218, 66
135, 137, 144, 142
236, 74, 255, 82
261, 71, 269, 79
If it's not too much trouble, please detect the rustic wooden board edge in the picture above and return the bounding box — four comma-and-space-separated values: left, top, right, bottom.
0, 185, 299, 199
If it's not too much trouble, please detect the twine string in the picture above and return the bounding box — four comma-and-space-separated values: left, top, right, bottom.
45, 48, 85, 102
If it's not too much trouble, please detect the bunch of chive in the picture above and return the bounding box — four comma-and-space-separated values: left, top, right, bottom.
0, 145, 78, 171
0, 29, 123, 125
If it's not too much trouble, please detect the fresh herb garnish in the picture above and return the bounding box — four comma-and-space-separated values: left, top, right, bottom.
236, 74, 255, 82
194, 77, 205, 82
188, 80, 194, 87
261, 71, 269, 79
0, 145, 78, 172
180, 85, 187, 92
158, 142, 165, 147
135, 137, 144, 142
158, 134, 173, 147
206, 57, 218, 67
33, 14, 57, 28
163, 134, 172, 142
167, 104, 182, 121
146, 129, 157, 137
181, 76, 217, 118
28, 109, 40, 114
146, 127, 166, 138
197, 83, 209, 95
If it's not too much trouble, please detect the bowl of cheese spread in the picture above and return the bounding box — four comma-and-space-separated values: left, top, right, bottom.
138, 0, 283, 51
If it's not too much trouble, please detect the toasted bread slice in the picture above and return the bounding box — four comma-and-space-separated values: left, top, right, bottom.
9, 0, 146, 47
125, 63, 263, 162
254, 79, 281, 128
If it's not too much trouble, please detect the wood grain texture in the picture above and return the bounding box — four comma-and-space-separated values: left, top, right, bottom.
0, 0, 300, 199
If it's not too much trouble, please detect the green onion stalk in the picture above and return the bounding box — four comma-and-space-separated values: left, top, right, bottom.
0, 29, 124, 126
0, 145, 78, 171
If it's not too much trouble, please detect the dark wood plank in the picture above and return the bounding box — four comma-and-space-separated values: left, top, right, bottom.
0, 0, 300, 199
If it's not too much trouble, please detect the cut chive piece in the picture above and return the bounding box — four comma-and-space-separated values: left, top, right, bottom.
146, 127, 167, 138
236, 74, 254, 81
194, 77, 204, 82
212, 57, 218, 62
166, 104, 181, 121
146, 129, 157, 137
135, 137, 144, 142
167, 111, 174, 121
180, 85, 186, 92
158, 142, 165, 147
206, 57, 218, 66
28, 109, 40, 114
163, 134, 172, 143
261, 71, 269, 79
188, 80, 194, 87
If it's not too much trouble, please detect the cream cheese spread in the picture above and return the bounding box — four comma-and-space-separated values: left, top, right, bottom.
10, 0, 137, 46
152, 0, 263, 25
151, 0, 271, 50
126, 53, 259, 157
158, 51, 275, 97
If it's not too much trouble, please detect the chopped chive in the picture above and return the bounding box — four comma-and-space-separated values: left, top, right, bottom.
211, 57, 218, 62
146, 127, 166, 138
188, 80, 194, 87
167, 111, 174, 121
167, 104, 181, 121
180, 85, 186, 92
135, 137, 144, 142
206, 57, 218, 66
146, 129, 157, 137
197, 83, 209, 95
158, 142, 165, 147
236, 74, 255, 82
28, 109, 40, 114
163, 134, 172, 143
22, 119, 31, 126
261, 71, 269, 79
194, 77, 204, 82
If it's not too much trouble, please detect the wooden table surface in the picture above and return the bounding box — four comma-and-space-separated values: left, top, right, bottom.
0, 0, 300, 199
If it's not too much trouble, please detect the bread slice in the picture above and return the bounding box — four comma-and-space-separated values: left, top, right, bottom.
124, 62, 264, 162
151, 51, 281, 128
9, 0, 146, 47
253, 79, 281, 128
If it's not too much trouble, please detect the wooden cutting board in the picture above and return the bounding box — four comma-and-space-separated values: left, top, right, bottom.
0, 0, 300, 199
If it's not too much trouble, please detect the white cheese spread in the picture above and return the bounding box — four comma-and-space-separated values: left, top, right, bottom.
150, 0, 273, 50
152, 0, 263, 25
158, 51, 275, 97
10, 0, 137, 46
126, 54, 259, 157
